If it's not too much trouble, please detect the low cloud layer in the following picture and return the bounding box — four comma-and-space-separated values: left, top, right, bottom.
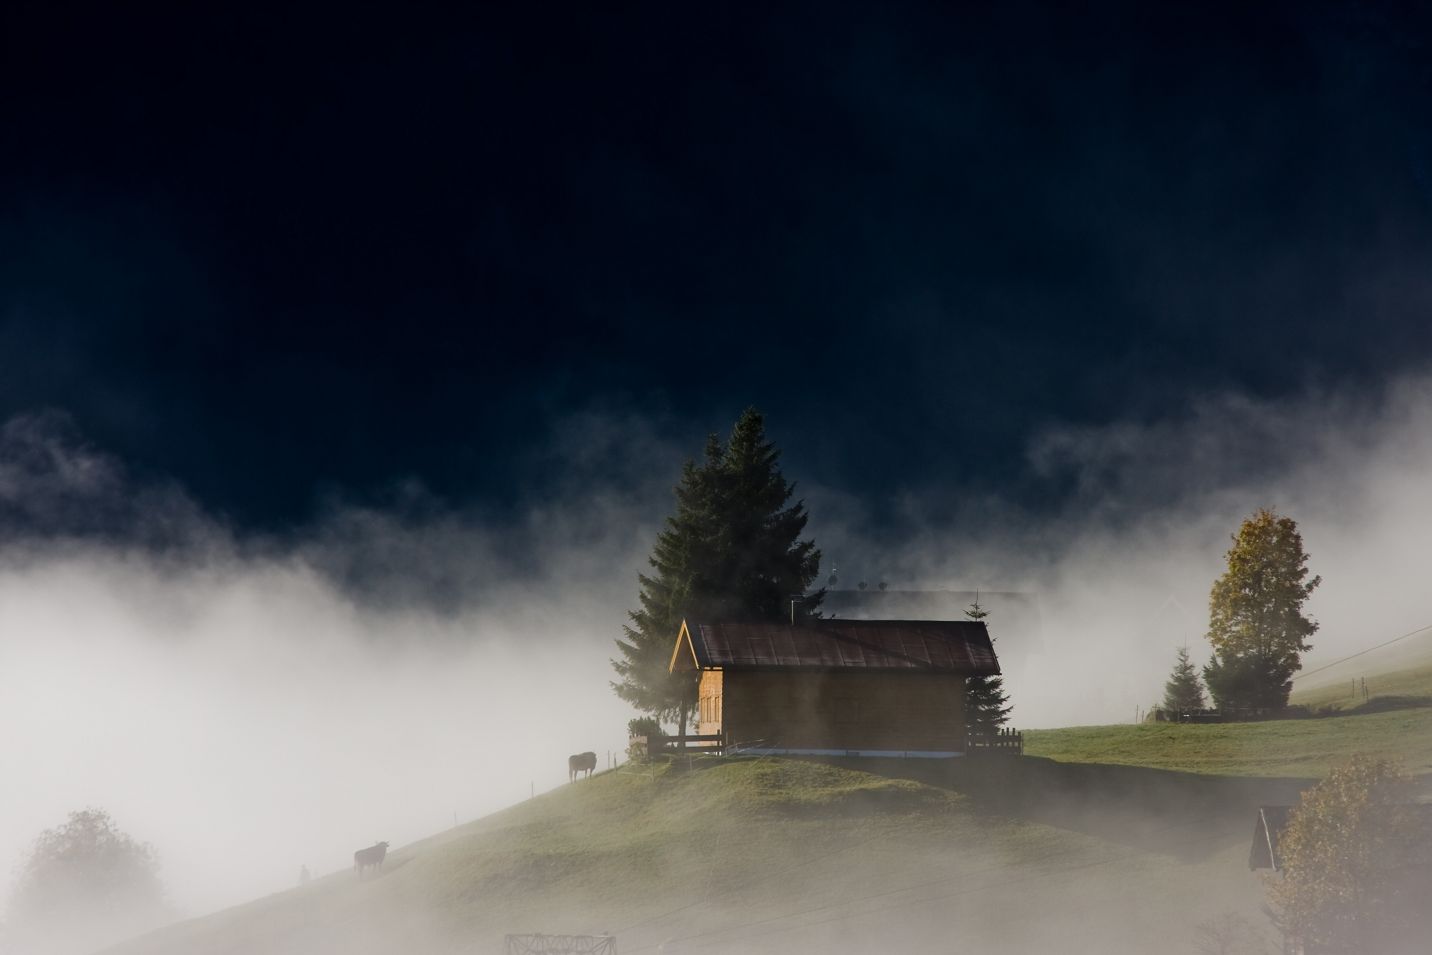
0, 554, 646, 924
5, 370, 1432, 942
0, 410, 677, 930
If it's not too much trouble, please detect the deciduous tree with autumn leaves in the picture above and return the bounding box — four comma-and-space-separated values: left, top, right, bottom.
1203, 508, 1320, 711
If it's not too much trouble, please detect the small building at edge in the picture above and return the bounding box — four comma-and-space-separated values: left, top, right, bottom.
668, 618, 1000, 757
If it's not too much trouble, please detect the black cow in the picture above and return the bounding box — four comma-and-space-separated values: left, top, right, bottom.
353, 841, 389, 877
569, 751, 597, 782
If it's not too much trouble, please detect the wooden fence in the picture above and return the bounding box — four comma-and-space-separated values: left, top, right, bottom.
967, 727, 1024, 755
1150, 707, 1292, 724
630, 733, 726, 757
633, 730, 1024, 757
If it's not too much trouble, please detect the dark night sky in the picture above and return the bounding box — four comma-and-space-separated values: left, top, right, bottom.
4, 2, 1432, 531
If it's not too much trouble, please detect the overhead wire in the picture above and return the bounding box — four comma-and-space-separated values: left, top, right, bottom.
1291, 621, 1432, 683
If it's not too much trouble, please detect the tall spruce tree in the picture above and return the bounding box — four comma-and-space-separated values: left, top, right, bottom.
964, 594, 1012, 735
612, 409, 821, 735
1162, 646, 1207, 714
1203, 508, 1320, 711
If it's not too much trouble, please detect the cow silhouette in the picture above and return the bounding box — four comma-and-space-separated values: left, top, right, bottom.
353, 841, 389, 877
569, 751, 597, 782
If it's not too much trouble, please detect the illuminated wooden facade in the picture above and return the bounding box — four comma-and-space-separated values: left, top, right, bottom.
670, 618, 1001, 757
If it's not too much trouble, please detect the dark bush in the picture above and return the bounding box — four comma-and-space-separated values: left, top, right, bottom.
627, 717, 661, 738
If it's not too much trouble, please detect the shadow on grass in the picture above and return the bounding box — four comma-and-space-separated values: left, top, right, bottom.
807, 755, 1316, 863
657, 752, 740, 776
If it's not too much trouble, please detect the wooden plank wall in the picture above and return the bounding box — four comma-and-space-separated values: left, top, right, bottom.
722, 670, 966, 751
697, 669, 723, 736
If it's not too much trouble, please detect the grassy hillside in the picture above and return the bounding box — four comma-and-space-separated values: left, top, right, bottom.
1027, 638, 1432, 778
1293, 630, 1432, 690
109, 648, 1432, 954
1291, 661, 1432, 713
109, 756, 1280, 955
1025, 706, 1432, 777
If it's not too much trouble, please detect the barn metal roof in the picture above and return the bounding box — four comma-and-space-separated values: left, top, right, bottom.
672, 619, 1001, 674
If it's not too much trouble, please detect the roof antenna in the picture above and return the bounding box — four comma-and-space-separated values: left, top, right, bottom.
789, 593, 808, 626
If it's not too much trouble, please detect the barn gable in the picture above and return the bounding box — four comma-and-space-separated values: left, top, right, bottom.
669, 620, 703, 673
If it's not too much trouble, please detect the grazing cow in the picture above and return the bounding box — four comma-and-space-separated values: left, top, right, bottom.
353, 841, 389, 877
569, 751, 598, 782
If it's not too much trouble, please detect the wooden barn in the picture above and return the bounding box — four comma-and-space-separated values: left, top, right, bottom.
668, 618, 1000, 756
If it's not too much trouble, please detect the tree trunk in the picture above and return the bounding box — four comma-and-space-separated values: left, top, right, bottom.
678, 702, 689, 751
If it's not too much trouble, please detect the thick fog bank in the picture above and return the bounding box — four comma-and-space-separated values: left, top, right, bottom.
6, 370, 1432, 938
0, 555, 638, 921
0, 411, 672, 925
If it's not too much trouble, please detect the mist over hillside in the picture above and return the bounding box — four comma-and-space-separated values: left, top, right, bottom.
4, 369, 1432, 941
6, 3, 1432, 950
99, 758, 1283, 955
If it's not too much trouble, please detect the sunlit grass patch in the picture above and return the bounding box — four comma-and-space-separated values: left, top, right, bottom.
1026, 706, 1432, 777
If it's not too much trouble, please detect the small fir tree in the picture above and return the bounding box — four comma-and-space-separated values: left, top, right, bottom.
964, 594, 1012, 735
1162, 646, 1207, 714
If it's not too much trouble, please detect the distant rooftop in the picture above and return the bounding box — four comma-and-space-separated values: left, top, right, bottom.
819, 589, 1043, 657
822, 588, 1034, 613
1251, 804, 1432, 870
